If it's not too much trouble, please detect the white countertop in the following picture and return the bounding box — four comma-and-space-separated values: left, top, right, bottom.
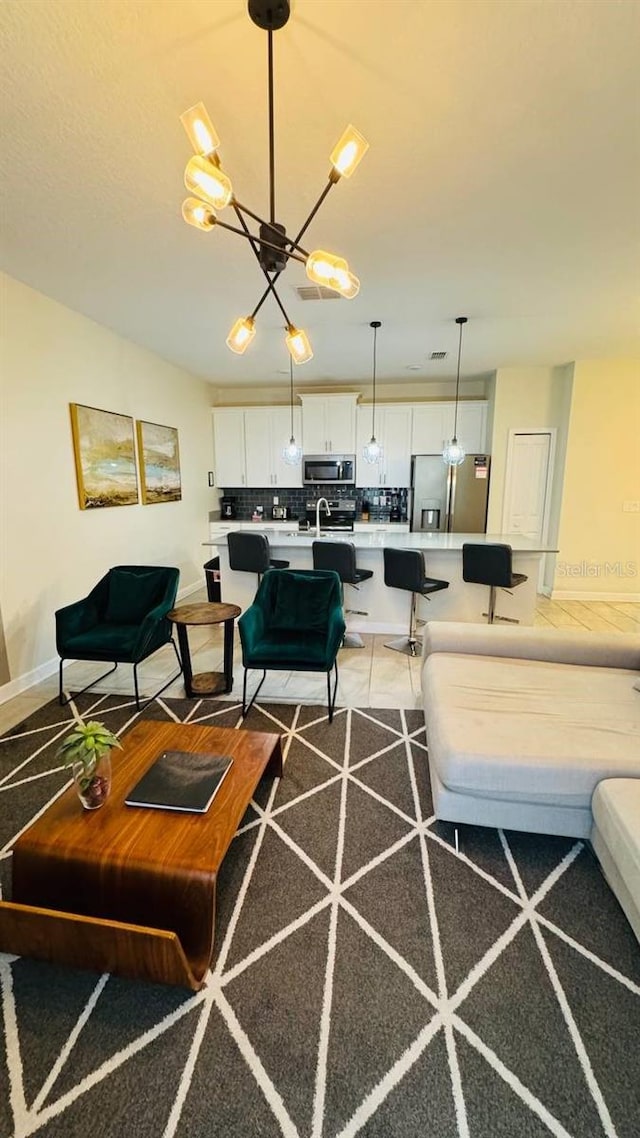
205, 525, 557, 553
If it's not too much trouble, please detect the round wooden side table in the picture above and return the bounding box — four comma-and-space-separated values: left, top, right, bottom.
168, 602, 241, 698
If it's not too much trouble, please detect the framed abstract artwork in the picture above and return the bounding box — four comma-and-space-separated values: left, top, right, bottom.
69, 404, 139, 509
136, 420, 182, 504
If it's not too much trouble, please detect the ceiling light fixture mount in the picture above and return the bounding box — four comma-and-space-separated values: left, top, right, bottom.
362, 321, 383, 465
179, 0, 368, 364
442, 316, 468, 467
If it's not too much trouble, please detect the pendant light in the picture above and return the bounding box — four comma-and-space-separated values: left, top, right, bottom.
442, 316, 468, 466
282, 356, 302, 465
362, 321, 383, 464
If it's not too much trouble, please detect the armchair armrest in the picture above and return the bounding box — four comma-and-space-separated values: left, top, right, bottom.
55, 597, 101, 647
238, 604, 266, 659
132, 599, 176, 658
326, 605, 347, 661
422, 621, 640, 670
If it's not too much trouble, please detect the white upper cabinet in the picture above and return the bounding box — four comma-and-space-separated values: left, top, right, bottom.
244, 406, 303, 489
356, 404, 413, 487
411, 401, 487, 454
299, 394, 358, 454
212, 408, 246, 487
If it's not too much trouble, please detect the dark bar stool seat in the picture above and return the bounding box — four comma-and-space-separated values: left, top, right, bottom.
462, 542, 528, 624
227, 531, 289, 589
312, 540, 374, 648
383, 547, 449, 657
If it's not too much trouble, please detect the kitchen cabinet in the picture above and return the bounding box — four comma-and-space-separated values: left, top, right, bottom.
299, 394, 358, 454
411, 401, 487, 454
212, 408, 246, 487
244, 407, 303, 489
356, 404, 413, 487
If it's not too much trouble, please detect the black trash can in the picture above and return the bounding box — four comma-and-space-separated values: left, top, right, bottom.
203, 557, 221, 603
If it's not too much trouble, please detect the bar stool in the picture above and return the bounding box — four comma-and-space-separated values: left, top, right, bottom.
462, 543, 528, 624
383, 548, 448, 656
227, 531, 289, 590
312, 540, 374, 648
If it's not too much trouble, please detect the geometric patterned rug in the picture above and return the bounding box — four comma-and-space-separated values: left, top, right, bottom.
1, 693, 639, 1138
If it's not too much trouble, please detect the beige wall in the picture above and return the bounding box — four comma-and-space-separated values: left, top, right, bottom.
211, 378, 488, 407
553, 359, 640, 598
0, 273, 215, 692
486, 365, 573, 535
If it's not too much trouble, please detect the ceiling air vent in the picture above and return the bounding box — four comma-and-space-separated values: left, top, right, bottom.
430, 351, 448, 360
295, 285, 342, 301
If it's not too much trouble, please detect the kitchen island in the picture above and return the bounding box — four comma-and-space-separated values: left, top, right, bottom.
204, 525, 557, 631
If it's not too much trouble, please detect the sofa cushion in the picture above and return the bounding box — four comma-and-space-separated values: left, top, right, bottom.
424, 654, 640, 809
592, 779, 640, 913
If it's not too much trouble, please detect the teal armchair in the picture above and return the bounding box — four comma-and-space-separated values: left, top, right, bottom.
238, 569, 346, 721
55, 565, 182, 709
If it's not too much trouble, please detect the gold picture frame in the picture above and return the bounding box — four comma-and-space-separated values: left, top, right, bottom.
136, 420, 182, 505
70, 403, 139, 509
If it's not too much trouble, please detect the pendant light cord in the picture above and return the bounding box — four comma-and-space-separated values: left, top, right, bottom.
453, 316, 466, 441
289, 356, 294, 439
370, 320, 380, 438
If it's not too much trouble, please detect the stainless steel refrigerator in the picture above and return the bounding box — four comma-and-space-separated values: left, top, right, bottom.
410, 454, 491, 533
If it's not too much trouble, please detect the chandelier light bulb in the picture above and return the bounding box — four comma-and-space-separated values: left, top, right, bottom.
330, 124, 370, 179
184, 155, 233, 210
442, 439, 466, 467
362, 436, 383, 465
285, 325, 313, 364
180, 102, 220, 157
226, 316, 256, 355
282, 436, 302, 466
181, 197, 216, 231
334, 268, 360, 299
306, 250, 347, 286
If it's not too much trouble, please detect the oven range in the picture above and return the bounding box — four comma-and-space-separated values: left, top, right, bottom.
305, 499, 356, 532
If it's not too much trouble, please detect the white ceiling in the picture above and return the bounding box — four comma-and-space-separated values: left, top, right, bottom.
1, 0, 639, 388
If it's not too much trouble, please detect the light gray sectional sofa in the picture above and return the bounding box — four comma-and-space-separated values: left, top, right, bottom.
421, 622, 640, 938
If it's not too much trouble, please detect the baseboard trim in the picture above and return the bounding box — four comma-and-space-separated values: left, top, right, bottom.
551, 590, 640, 602
0, 579, 205, 706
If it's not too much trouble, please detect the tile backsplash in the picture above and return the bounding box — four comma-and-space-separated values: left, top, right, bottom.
221, 486, 409, 522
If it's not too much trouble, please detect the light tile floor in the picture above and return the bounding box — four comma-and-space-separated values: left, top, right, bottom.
1, 592, 638, 735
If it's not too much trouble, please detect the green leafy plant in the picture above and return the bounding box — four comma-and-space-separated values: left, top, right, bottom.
57, 720, 122, 797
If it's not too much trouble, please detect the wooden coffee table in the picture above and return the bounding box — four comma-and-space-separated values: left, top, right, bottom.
168, 601, 241, 698
0, 719, 282, 989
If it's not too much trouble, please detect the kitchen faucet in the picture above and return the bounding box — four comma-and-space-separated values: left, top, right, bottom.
315, 497, 331, 538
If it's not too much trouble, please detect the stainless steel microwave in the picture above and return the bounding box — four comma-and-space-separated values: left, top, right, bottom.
303, 454, 355, 485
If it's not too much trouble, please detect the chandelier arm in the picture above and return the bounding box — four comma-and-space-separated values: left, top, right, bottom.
246, 177, 337, 319
214, 217, 306, 263
232, 203, 286, 311
268, 28, 275, 225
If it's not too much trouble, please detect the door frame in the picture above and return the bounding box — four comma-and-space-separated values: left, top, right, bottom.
502, 428, 557, 594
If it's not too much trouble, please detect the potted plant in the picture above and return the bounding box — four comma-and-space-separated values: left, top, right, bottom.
57, 720, 122, 810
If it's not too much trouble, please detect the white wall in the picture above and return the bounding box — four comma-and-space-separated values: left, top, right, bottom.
0, 272, 215, 692
553, 359, 640, 598
211, 378, 489, 407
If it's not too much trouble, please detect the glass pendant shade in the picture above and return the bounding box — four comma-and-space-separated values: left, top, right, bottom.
181, 197, 216, 231
442, 439, 466, 466
305, 250, 359, 299
285, 325, 313, 364
226, 316, 256, 354
184, 155, 233, 210
282, 436, 302, 465
330, 124, 369, 179
362, 436, 383, 464
180, 102, 220, 157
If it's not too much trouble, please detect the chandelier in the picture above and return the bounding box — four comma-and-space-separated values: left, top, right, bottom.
442, 317, 468, 466
179, 0, 369, 365
362, 320, 383, 464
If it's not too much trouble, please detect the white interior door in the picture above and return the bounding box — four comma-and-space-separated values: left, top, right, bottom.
502, 430, 555, 590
